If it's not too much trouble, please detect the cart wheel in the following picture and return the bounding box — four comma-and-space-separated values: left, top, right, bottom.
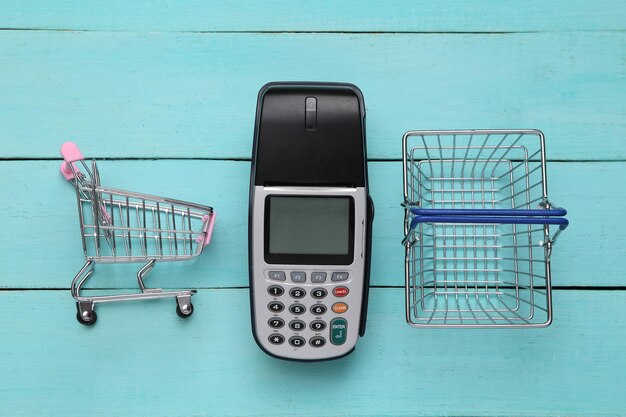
176, 302, 194, 319
76, 309, 97, 326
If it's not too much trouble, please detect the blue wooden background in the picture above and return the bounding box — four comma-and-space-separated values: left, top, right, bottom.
1, 2, 625, 416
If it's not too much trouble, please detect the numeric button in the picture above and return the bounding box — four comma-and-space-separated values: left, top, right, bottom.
289, 287, 306, 299
267, 285, 284, 297
310, 320, 326, 332
289, 304, 306, 315
268, 301, 284, 313
268, 318, 285, 329
311, 288, 328, 299
289, 336, 306, 347
310, 304, 327, 315
289, 320, 306, 331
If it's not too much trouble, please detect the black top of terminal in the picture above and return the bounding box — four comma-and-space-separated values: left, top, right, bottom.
252, 82, 366, 187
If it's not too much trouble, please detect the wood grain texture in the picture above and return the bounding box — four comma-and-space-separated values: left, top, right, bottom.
1, 0, 625, 32
1, 3, 625, 415
0, 160, 621, 288
0, 31, 624, 160
0, 288, 625, 417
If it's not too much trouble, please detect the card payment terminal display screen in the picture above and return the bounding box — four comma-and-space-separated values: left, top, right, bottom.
268, 196, 351, 255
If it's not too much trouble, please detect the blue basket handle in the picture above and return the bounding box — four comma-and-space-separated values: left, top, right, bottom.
410, 207, 567, 217
403, 207, 569, 246
408, 215, 569, 232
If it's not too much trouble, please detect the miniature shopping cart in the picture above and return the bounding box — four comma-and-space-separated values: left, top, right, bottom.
402, 130, 569, 328
60, 142, 216, 325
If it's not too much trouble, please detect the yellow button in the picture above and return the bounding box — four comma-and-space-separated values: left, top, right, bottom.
332, 302, 349, 314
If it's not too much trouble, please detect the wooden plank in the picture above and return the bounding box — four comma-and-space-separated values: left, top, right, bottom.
0, 31, 624, 160
0, 160, 622, 288
1, 1, 625, 32
0, 288, 624, 416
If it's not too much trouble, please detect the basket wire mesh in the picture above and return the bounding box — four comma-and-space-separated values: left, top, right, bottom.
402, 130, 568, 328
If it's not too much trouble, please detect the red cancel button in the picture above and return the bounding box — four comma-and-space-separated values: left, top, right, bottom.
333, 286, 349, 297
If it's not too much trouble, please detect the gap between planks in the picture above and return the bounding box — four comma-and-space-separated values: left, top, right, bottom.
2, 158, 626, 163
2, 286, 626, 291
3, 28, 626, 34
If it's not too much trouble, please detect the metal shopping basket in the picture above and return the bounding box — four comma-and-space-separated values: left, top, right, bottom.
60, 142, 216, 325
402, 130, 569, 327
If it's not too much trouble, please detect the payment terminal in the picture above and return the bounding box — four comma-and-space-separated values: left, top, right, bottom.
248, 82, 374, 361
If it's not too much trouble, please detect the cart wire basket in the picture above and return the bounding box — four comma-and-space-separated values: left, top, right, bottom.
402, 130, 569, 328
60, 142, 216, 325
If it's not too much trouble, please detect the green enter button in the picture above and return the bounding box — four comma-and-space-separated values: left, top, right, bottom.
330, 318, 347, 345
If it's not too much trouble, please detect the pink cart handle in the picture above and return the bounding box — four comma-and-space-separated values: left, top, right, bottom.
197, 212, 217, 247
61, 142, 84, 163
60, 142, 85, 181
